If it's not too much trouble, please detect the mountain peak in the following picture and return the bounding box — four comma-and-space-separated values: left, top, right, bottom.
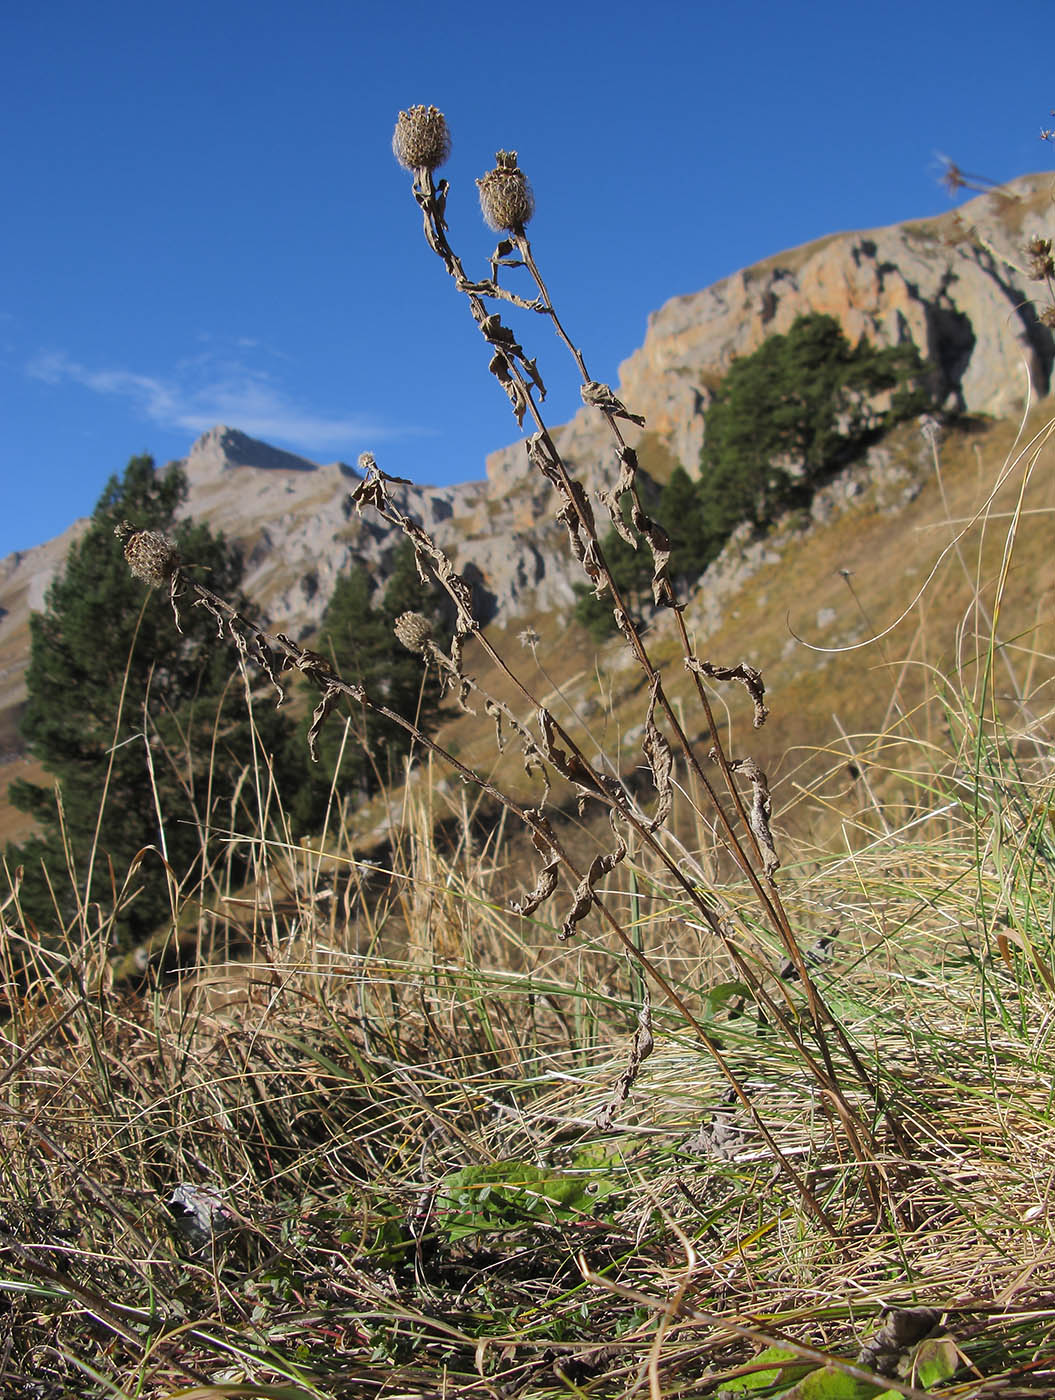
183, 425, 319, 481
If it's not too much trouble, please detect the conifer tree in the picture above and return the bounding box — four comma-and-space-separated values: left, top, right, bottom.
572, 525, 654, 641
285, 540, 449, 832
7, 454, 287, 944
658, 464, 709, 589
697, 314, 931, 562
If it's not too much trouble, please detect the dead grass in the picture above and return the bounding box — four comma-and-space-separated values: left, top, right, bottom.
2, 705, 1055, 1397
2, 122, 1054, 1397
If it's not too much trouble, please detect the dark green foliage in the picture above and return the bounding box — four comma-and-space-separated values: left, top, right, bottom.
7, 455, 288, 945
435, 1161, 622, 1241
572, 469, 709, 639
284, 540, 449, 833
659, 464, 710, 588
697, 314, 932, 562
574, 318, 932, 642
572, 524, 654, 641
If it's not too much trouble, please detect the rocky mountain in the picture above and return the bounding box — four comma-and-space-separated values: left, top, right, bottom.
1, 172, 1052, 778
487, 171, 1055, 493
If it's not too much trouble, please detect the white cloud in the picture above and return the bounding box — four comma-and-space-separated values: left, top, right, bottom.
26, 347, 410, 454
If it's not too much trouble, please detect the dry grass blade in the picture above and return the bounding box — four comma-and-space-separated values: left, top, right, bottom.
2, 115, 1054, 1400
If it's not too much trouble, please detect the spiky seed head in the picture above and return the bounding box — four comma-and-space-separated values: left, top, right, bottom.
1041, 305, 1055, 328
477, 150, 534, 233
394, 611, 433, 654
1026, 235, 1055, 280
392, 105, 451, 173
115, 521, 179, 586
918, 414, 942, 447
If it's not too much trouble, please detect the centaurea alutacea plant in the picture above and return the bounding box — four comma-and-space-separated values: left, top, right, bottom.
116, 109, 915, 1230
391, 104, 914, 1203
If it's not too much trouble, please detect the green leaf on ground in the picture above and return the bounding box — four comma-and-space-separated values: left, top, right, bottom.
435, 1161, 621, 1241
718, 1345, 815, 1393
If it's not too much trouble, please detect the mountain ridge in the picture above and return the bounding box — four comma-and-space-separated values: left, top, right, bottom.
1, 171, 1052, 811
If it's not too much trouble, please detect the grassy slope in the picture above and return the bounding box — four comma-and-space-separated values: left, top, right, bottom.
2, 406, 1054, 1397
428, 404, 1053, 856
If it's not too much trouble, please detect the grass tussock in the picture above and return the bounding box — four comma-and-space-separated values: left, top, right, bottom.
2, 114, 1054, 1398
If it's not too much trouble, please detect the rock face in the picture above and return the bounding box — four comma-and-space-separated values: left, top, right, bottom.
2, 173, 1052, 760
487, 172, 1055, 493
0, 519, 89, 756
167, 428, 552, 635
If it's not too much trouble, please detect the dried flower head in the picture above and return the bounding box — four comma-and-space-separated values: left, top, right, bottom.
1026, 235, 1055, 280
115, 521, 179, 586
477, 150, 534, 233
392, 105, 451, 173
1041, 305, 1055, 329
394, 611, 433, 654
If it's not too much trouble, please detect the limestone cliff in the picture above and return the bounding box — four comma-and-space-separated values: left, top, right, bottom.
2, 174, 1052, 769
487, 172, 1055, 494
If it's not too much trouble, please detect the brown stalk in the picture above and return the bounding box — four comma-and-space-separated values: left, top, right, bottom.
116, 526, 839, 1235
508, 225, 902, 1118
399, 143, 908, 1180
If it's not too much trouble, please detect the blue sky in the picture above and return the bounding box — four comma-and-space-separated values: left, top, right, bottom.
2, 0, 1050, 557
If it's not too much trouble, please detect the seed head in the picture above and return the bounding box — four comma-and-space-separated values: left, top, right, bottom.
115, 521, 179, 586
394, 611, 433, 655
477, 150, 534, 233
918, 414, 942, 448
392, 105, 451, 173
1026, 235, 1055, 280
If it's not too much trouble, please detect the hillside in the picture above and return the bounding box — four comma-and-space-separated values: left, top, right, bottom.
1, 173, 1052, 849
4, 164, 1055, 1400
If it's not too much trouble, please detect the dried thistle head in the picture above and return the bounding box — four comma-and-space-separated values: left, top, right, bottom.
394, 611, 433, 654
918, 414, 943, 447
477, 150, 534, 233
392, 105, 451, 173
1041, 305, 1055, 329
940, 161, 965, 195
1026, 235, 1055, 280
114, 521, 179, 586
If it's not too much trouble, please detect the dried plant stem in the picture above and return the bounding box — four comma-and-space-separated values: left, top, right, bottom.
415, 176, 782, 914
352, 461, 898, 1219
121, 532, 840, 1232
512, 230, 862, 1023
518, 230, 911, 1161
402, 158, 907, 1175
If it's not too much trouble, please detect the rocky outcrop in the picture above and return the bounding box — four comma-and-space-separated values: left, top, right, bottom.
2, 174, 1052, 761
0, 520, 89, 753
487, 172, 1055, 492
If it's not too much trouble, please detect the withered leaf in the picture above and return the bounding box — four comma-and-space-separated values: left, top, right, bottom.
727, 755, 780, 875
642, 677, 673, 832
307, 682, 344, 764
560, 836, 628, 942
686, 657, 769, 727
596, 992, 653, 1128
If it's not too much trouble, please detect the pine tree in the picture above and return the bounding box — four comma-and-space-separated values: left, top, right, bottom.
7, 454, 287, 945
284, 541, 449, 832
658, 465, 709, 588
697, 314, 931, 563
572, 525, 654, 641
